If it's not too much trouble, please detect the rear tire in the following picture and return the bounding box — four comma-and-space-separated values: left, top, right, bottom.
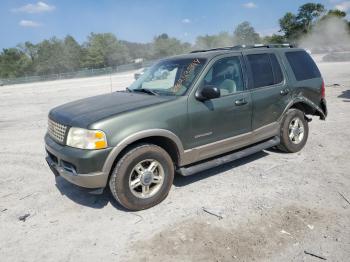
109, 144, 174, 211
277, 109, 309, 153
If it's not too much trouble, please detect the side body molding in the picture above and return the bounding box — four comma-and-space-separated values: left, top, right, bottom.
102, 129, 185, 175
281, 96, 327, 121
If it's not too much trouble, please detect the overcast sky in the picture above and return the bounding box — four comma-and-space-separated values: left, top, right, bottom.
0, 0, 349, 48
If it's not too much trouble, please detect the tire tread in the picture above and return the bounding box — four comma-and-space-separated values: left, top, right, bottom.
278, 109, 309, 153
109, 143, 174, 210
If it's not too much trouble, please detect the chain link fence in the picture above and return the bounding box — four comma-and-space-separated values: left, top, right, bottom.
0, 60, 155, 86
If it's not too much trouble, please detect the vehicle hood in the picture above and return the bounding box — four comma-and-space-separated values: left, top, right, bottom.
49, 91, 172, 128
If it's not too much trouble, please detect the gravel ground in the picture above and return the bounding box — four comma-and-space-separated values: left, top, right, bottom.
0, 62, 349, 262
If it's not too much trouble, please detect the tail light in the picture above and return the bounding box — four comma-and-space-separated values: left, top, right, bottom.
321, 79, 325, 98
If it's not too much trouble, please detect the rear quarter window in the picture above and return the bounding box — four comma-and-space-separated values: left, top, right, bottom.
285, 51, 321, 81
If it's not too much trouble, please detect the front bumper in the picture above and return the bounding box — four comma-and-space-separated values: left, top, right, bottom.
45, 134, 112, 188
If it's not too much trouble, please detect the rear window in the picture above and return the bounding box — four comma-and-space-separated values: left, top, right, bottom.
246, 53, 284, 88
285, 51, 321, 81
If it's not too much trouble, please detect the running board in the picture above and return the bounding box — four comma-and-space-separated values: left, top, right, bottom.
178, 136, 280, 176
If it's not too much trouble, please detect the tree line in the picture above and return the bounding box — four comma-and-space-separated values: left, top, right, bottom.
0, 2, 349, 79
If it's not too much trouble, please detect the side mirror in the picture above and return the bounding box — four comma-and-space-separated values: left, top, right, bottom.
196, 85, 221, 101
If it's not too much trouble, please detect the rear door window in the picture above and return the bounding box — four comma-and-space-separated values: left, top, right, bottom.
246, 53, 275, 88
285, 51, 321, 81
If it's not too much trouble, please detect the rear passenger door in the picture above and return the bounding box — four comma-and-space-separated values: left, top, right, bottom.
243, 51, 290, 131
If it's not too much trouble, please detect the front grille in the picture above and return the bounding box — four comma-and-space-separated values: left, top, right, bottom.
48, 119, 67, 143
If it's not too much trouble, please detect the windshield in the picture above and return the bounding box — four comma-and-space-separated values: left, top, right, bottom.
128, 58, 206, 96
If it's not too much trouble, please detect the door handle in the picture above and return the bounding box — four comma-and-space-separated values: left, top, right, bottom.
235, 98, 248, 106
280, 89, 290, 96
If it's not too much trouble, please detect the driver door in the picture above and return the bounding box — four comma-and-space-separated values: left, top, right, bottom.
186, 54, 252, 161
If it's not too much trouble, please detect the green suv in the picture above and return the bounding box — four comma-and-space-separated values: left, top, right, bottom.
45, 45, 327, 210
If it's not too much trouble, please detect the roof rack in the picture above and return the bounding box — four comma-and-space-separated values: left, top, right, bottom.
190, 43, 294, 53
190, 47, 232, 53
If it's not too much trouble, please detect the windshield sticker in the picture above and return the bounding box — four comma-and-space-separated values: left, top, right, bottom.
172, 58, 201, 93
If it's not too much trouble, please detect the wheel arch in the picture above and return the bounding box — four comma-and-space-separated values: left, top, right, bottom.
290, 101, 315, 115
102, 129, 184, 178
281, 96, 326, 121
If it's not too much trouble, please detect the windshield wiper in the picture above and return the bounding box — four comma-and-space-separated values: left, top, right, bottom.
132, 88, 159, 96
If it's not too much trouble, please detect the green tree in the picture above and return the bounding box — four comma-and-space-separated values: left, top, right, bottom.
18, 41, 37, 64
262, 34, 286, 44
35, 37, 66, 75
16, 41, 37, 75
279, 12, 301, 40
122, 41, 153, 60
317, 9, 348, 30
0, 48, 31, 78
17, 36, 83, 75
62, 35, 82, 71
82, 33, 130, 68
319, 9, 349, 32
152, 34, 190, 59
297, 3, 325, 32
233, 22, 260, 45
325, 9, 347, 18
300, 8, 350, 51
279, 3, 325, 41
194, 32, 233, 49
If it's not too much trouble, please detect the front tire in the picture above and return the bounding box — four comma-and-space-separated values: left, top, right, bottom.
109, 144, 174, 211
278, 109, 309, 153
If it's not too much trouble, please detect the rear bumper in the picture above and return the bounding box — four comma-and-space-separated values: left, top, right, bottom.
45, 134, 112, 188
320, 98, 328, 119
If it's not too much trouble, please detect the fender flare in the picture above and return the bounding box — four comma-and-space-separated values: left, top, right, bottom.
102, 129, 184, 176
281, 96, 326, 121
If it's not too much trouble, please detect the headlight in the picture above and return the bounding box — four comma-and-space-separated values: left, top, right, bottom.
66, 127, 108, 150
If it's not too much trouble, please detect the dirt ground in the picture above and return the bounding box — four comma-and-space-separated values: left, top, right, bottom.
0, 60, 349, 262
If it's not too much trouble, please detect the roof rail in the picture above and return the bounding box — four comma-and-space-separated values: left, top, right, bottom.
190, 47, 233, 53
190, 43, 294, 53
251, 43, 294, 48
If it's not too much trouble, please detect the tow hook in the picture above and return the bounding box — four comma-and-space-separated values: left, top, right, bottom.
304, 115, 312, 122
